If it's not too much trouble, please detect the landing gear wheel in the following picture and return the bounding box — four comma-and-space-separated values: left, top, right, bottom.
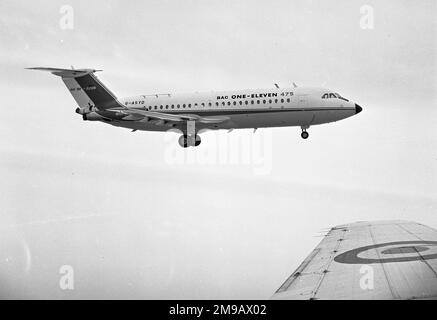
178, 135, 189, 148
195, 135, 201, 147
301, 131, 309, 139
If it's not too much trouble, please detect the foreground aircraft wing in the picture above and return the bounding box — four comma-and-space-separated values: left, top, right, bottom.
120, 108, 230, 124
272, 220, 437, 300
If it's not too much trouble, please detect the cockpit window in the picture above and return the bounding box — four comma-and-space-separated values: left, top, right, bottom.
322, 92, 349, 102
335, 93, 349, 102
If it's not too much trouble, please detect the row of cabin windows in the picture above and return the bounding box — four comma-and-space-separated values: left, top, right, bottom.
128, 98, 292, 110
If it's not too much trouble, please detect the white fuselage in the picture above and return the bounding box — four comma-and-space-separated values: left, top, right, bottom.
110, 86, 359, 132
29, 68, 362, 145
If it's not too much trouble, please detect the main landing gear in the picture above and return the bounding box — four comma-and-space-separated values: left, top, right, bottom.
301, 126, 309, 139
178, 120, 202, 148
178, 134, 201, 148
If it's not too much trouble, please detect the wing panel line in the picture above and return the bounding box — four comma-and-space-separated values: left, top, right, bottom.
310, 228, 347, 299
369, 225, 400, 299
276, 248, 321, 293
396, 223, 437, 278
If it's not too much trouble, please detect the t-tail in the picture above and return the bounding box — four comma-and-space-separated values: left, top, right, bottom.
26, 67, 124, 117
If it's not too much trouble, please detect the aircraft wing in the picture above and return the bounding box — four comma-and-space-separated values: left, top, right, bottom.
120, 108, 230, 124
272, 220, 437, 300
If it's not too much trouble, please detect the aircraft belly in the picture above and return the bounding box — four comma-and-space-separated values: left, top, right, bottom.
104, 109, 356, 132
222, 109, 355, 129
227, 111, 313, 129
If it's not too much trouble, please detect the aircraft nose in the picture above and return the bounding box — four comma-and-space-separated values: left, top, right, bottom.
355, 104, 363, 114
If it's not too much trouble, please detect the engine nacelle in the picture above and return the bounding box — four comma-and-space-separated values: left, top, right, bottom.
82, 111, 105, 121
75, 107, 86, 115
76, 108, 114, 121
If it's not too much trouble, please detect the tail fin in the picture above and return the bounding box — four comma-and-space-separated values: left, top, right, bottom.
27, 67, 123, 111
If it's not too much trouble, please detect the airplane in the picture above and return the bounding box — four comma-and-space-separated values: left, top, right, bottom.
272, 220, 437, 300
28, 67, 363, 148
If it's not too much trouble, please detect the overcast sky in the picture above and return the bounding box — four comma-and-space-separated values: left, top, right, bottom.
0, 0, 436, 299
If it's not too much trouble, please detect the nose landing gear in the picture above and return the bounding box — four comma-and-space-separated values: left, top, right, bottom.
301, 126, 309, 139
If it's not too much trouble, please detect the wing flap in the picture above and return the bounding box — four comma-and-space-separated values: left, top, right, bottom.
121, 109, 229, 124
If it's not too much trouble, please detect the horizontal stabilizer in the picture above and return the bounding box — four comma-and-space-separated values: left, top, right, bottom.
28, 67, 122, 110
26, 67, 101, 78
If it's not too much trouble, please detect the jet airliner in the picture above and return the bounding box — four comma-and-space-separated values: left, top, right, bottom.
29, 67, 362, 147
